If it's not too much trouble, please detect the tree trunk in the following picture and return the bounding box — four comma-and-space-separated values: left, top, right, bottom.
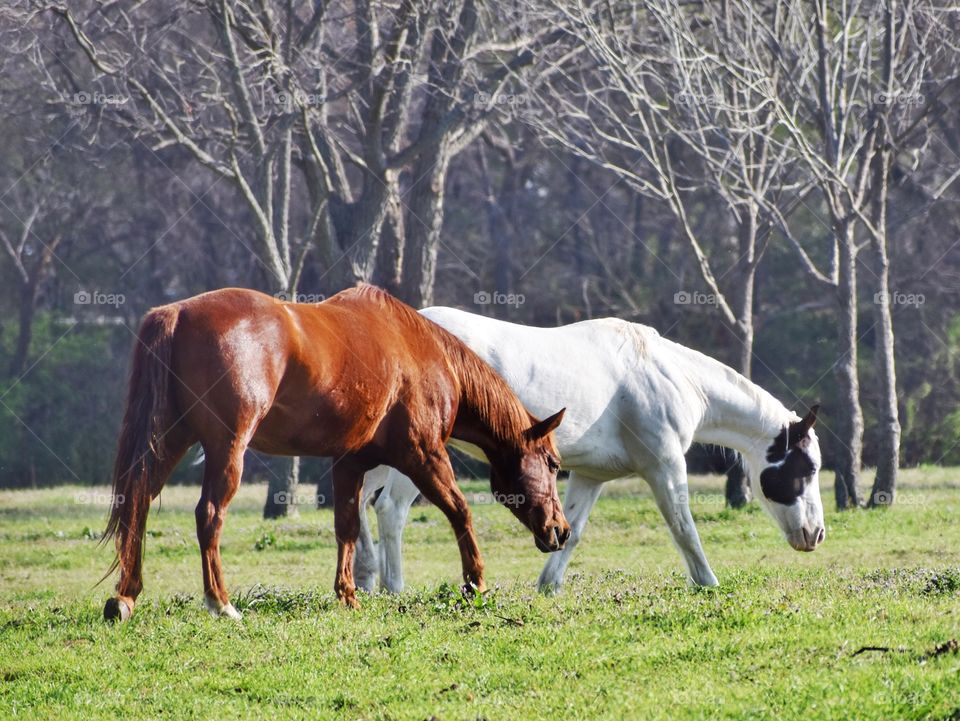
867, 148, 900, 507
9, 282, 37, 378
725, 210, 758, 508
833, 220, 863, 509
264, 456, 300, 519
399, 147, 451, 307
479, 144, 514, 318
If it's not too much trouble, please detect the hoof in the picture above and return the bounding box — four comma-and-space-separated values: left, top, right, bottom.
355, 575, 376, 595
204, 596, 243, 620
538, 582, 562, 596
103, 597, 132, 622
338, 594, 361, 610
461, 581, 487, 596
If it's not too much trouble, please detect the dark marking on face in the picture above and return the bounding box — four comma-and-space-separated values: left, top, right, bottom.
760, 437, 816, 504
766, 405, 819, 463
762, 405, 820, 504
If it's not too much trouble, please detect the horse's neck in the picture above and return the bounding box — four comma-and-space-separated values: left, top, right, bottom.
688, 355, 791, 471
446, 341, 528, 455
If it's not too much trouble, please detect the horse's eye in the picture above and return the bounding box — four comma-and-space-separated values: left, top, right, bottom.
547, 456, 560, 473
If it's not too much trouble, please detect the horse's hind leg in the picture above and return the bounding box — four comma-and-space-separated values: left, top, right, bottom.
196, 440, 245, 619
332, 459, 368, 609
354, 466, 389, 594
106, 424, 193, 622
375, 469, 420, 593
354, 466, 420, 594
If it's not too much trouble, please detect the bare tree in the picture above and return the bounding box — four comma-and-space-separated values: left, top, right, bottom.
17, 0, 561, 514
528, 0, 957, 509
748, 0, 955, 507
525, 0, 812, 505
860, 1, 959, 507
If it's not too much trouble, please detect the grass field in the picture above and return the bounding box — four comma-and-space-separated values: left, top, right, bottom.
1, 468, 959, 720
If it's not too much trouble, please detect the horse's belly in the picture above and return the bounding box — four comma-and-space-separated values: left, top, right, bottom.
251, 391, 384, 458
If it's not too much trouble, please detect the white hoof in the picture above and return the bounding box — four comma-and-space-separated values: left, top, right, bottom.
379, 577, 404, 594
538, 581, 563, 596
355, 575, 377, 594
688, 570, 720, 588
205, 596, 243, 620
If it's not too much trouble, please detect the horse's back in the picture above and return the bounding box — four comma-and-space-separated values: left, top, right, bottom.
418, 309, 668, 468
160, 286, 452, 458
170, 288, 291, 406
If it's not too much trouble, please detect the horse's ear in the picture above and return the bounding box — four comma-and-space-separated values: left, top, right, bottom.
790, 404, 820, 443
526, 408, 565, 440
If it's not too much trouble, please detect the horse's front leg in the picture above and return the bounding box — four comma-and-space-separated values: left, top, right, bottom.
403, 453, 485, 593
649, 457, 719, 587
332, 460, 366, 609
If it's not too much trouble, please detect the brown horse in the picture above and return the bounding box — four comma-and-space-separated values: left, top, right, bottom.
102, 285, 569, 621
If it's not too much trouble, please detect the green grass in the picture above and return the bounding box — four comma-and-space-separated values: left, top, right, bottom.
1, 469, 959, 720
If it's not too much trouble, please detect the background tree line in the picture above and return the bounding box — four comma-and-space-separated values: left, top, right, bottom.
0, 0, 957, 518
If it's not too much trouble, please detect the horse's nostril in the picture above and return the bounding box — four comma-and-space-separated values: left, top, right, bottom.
816, 527, 825, 545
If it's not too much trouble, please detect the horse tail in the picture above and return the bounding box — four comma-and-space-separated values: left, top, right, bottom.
101, 305, 181, 580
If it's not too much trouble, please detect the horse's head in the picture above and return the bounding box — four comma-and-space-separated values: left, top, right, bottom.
753, 405, 826, 552
488, 408, 570, 553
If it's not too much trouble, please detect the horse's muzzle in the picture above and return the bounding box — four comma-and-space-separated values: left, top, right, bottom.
788, 525, 825, 552
535, 524, 571, 553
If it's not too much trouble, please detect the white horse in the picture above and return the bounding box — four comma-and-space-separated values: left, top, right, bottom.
355, 308, 825, 593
